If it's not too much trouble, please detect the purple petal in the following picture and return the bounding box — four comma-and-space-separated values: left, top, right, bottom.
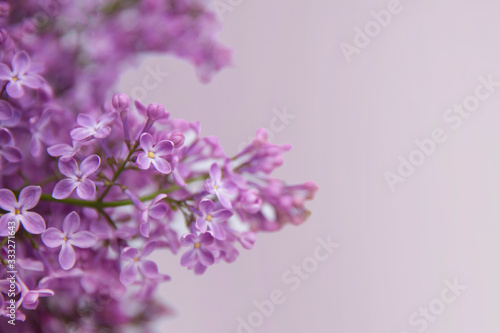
209, 163, 222, 183
204, 179, 216, 194
1, 145, 22, 162
198, 248, 215, 266
141, 241, 157, 257
98, 112, 117, 126
23, 291, 39, 310
211, 209, 233, 222
151, 194, 167, 205
6, 81, 23, 98
21, 73, 44, 88
62, 211, 80, 235
138, 260, 159, 278
19, 185, 41, 210
199, 232, 215, 246
59, 243, 76, 270
0, 100, 13, 121
140, 133, 154, 152
195, 217, 208, 233
210, 222, 226, 240
70, 127, 93, 141
0, 189, 16, 210
199, 199, 215, 215
151, 157, 171, 174
180, 233, 196, 246
20, 212, 45, 234
121, 247, 139, 261
30, 136, 42, 157
139, 222, 150, 238
0, 128, 11, 145
154, 140, 174, 155
239, 231, 257, 250
0, 214, 18, 236
76, 179, 96, 200
41, 228, 64, 248
69, 231, 96, 248
193, 263, 207, 275
119, 262, 138, 285
47, 144, 75, 158
94, 126, 111, 139
0, 63, 11, 79
180, 249, 196, 267
58, 158, 78, 178
80, 154, 100, 177
12, 51, 30, 74
76, 113, 96, 128
216, 191, 232, 209
52, 179, 78, 199
148, 203, 167, 219
136, 153, 152, 170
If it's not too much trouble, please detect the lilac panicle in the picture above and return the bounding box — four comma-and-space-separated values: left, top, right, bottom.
0, 1, 317, 331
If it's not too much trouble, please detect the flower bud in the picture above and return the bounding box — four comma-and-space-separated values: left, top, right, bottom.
112, 93, 130, 112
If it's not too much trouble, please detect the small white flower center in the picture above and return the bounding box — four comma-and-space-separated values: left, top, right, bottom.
147, 151, 155, 158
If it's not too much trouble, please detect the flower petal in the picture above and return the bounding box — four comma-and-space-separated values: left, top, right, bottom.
70, 127, 93, 141
216, 191, 232, 209
198, 248, 215, 266
41, 228, 64, 248
21, 73, 44, 88
69, 231, 97, 248
0, 63, 12, 80
20, 212, 46, 234
94, 126, 111, 139
120, 247, 139, 262
199, 232, 215, 246
136, 153, 151, 170
63, 211, 80, 235
139, 222, 150, 238
148, 202, 167, 219
76, 113, 96, 128
195, 217, 208, 233
180, 249, 196, 267
180, 233, 196, 246
154, 140, 173, 156
199, 199, 215, 215
19, 185, 41, 210
12, 51, 30, 74
0, 100, 13, 121
1, 145, 22, 162
211, 209, 233, 222
52, 179, 78, 199
141, 241, 157, 257
59, 243, 76, 270
6, 81, 23, 98
76, 179, 96, 200
151, 157, 171, 174
0, 189, 16, 210
58, 158, 79, 178
210, 222, 226, 240
140, 133, 154, 152
0, 214, 18, 236
119, 262, 138, 285
80, 154, 100, 177
138, 260, 159, 278
209, 163, 221, 183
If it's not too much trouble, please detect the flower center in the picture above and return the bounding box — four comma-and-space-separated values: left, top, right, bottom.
134, 257, 140, 261
206, 214, 212, 221
194, 242, 200, 248
12, 75, 18, 82
63, 236, 67, 242
14, 208, 20, 215
147, 151, 155, 158
213, 185, 217, 190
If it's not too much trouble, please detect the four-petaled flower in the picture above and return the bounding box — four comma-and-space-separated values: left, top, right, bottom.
180, 233, 216, 275
70, 112, 116, 141
119, 241, 165, 285
195, 199, 232, 240
0, 51, 44, 98
42, 211, 97, 270
0, 186, 46, 236
205, 163, 237, 208
136, 132, 173, 174
52, 154, 101, 200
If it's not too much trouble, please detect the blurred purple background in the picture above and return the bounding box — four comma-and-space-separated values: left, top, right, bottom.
118, 0, 500, 332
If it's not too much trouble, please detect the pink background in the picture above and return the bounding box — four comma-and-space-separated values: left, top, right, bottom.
119, 0, 500, 332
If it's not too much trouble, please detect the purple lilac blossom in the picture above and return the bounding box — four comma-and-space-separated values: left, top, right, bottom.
0, 1, 317, 331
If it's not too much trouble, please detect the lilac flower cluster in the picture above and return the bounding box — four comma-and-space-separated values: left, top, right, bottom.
0, 1, 317, 332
